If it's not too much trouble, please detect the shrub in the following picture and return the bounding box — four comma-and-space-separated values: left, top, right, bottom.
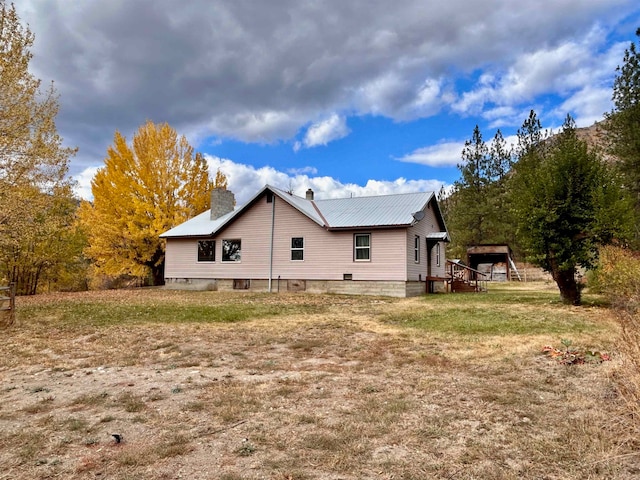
592, 246, 640, 422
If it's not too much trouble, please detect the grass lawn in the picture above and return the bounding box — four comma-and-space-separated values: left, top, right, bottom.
1, 282, 638, 479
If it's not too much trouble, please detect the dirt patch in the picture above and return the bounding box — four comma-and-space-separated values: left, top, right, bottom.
0, 288, 638, 479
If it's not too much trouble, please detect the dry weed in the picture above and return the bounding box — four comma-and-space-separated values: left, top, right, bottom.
0, 286, 636, 478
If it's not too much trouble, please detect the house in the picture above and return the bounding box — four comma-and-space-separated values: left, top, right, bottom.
160, 185, 450, 297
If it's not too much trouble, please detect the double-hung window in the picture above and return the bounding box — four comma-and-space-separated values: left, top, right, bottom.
354, 233, 371, 261
197, 240, 215, 262
222, 239, 241, 262
414, 235, 420, 263
291, 237, 304, 261
436, 243, 441, 267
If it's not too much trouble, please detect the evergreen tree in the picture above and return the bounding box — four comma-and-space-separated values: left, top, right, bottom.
604, 27, 640, 244
446, 126, 516, 258
510, 113, 632, 305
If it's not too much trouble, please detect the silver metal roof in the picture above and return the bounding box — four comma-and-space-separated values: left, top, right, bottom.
160, 209, 234, 238
161, 186, 440, 237
315, 191, 433, 229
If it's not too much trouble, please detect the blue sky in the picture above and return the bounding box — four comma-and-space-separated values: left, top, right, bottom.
17, 1, 640, 204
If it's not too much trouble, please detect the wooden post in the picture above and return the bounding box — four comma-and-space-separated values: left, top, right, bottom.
1, 282, 15, 326
10, 282, 15, 324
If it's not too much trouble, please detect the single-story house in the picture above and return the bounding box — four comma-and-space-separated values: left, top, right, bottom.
160, 185, 450, 297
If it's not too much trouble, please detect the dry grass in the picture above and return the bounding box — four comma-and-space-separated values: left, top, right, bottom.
0, 284, 638, 479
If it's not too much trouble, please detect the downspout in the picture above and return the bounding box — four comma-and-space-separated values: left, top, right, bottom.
268, 195, 275, 292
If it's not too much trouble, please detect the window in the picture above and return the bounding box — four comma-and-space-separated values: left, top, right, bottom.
222, 239, 241, 262
197, 240, 215, 262
414, 235, 420, 263
354, 233, 370, 261
291, 237, 304, 261
436, 243, 441, 267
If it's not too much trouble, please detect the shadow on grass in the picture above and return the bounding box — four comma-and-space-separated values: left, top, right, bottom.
383, 283, 608, 336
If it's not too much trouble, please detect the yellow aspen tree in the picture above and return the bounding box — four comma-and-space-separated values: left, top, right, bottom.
79, 121, 214, 285
213, 168, 228, 189
0, 2, 78, 294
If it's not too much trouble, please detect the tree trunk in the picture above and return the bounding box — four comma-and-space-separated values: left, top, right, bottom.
552, 268, 581, 305
148, 250, 165, 286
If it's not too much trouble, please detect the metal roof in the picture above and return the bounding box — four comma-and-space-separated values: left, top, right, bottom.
315, 191, 433, 229
161, 186, 442, 238
160, 209, 235, 237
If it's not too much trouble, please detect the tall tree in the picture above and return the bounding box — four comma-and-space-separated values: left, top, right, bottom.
78, 121, 214, 285
447, 126, 490, 255
510, 113, 632, 305
0, 1, 78, 294
446, 125, 516, 257
604, 27, 640, 243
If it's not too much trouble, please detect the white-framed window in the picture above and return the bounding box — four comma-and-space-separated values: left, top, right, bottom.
197, 240, 216, 262
222, 239, 241, 262
291, 237, 304, 261
436, 243, 441, 267
414, 235, 420, 263
354, 233, 371, 261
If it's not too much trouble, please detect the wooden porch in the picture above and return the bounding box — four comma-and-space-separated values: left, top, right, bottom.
426, 260, 488, 294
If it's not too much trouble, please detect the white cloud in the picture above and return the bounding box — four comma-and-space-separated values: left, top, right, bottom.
555, 85, 614, 127
73, 166, 100, 200
396, 141, 464, 167
15, 0, 636, 176
296, 114, 350, 150
205, 155, 445, 204
452, 28, 628, 127
398, 132, 521, 169
287, 166, 318, 175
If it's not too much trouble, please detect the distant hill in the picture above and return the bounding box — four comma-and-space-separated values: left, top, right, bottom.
574, 121, 617, 163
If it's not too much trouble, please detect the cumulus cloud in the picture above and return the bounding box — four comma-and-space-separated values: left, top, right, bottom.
205, 155, 445, 204
294, 114, 350, 151
15, 0, 634, 175
398, 132, 521, 169
452, 29, 628, 127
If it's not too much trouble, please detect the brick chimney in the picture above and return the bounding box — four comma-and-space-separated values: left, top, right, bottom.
305, 188, 314, 200
210, 188, 235, 220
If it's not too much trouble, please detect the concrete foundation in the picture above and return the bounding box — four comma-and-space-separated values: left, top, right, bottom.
164, 277, 431, 297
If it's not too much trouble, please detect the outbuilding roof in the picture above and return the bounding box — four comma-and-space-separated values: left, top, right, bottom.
160, 185, 446, 238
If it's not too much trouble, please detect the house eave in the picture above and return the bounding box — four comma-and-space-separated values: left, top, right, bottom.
326, 223, 410, 231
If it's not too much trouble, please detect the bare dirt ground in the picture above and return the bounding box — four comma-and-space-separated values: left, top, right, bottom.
1, 287, 638, 479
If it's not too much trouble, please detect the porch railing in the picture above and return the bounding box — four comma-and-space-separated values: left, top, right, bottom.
446, 260, 488, 293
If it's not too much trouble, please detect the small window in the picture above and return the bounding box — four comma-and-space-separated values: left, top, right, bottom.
291, 237, 304, 261
197, 240, 216, 262
436, 243, 441, 267
414, 235, 420, 263
354, 233, 370, 261
233, 279, 250, 290
222, 239, 241, 262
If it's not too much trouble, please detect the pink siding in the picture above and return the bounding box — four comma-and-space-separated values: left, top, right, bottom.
406, 200, 447, 280
165, 194, 409, 282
